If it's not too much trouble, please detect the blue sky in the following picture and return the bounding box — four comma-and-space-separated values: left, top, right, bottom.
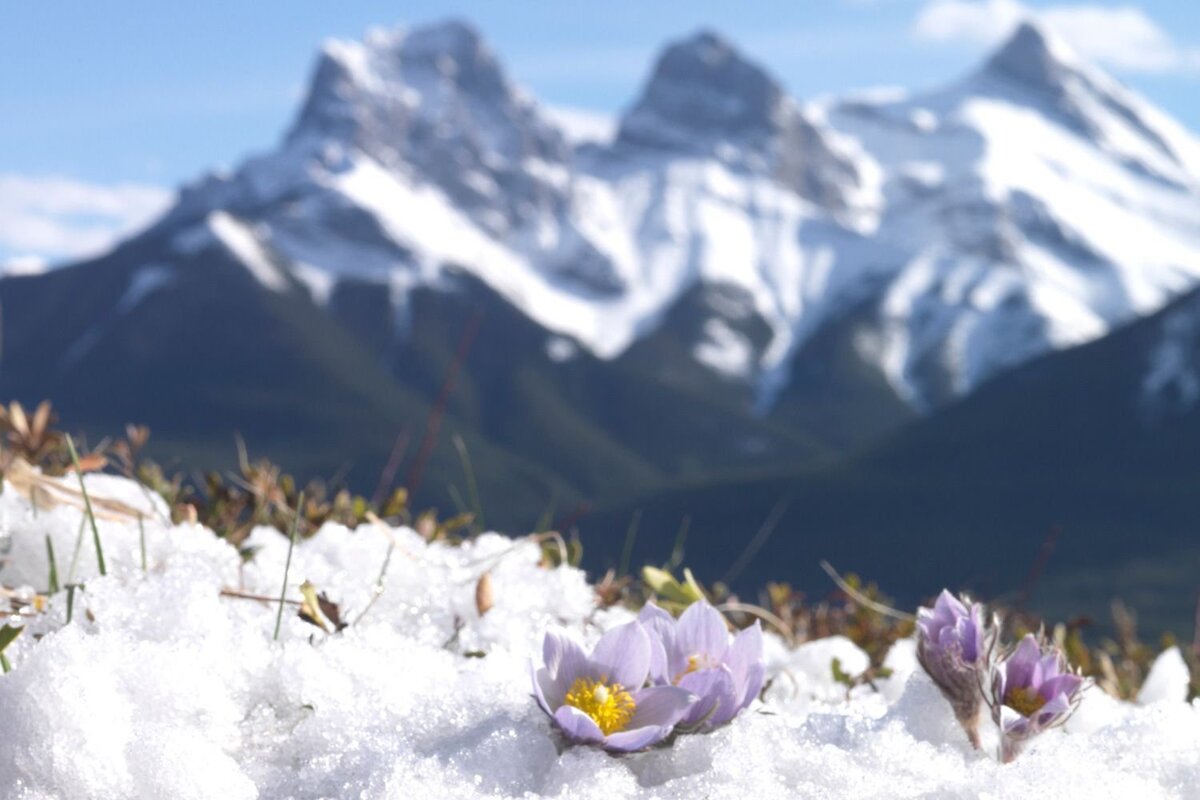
3, 0, 1200, 262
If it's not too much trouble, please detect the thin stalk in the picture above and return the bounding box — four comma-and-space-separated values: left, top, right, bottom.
352, 542, 395, 627
452, 434, 484, 532
138, 514, 147, 572
66, 584, 76, 624
273, 492, 304, 641
65, 434, 105, 577
66, 515, 86, 583
45, 535, 59, 594
819, 560, 915, 621
664, 515, 691, 572
618, 509, 641, 577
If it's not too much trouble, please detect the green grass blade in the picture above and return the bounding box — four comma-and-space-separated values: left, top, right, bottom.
66, 516, 85, 585
138, 514, 147, 573
45, 535, 59, 594
452, 434, 485, 532
0, 624, 22, 673
65, 434, 105, 577
273, 492, 304, 641
618, 509, 642, 577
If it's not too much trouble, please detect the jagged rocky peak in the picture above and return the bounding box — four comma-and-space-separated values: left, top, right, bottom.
618, 30, 787, 149
289, 19, 565, 167
982, 20, 1084, 92
282, 19, 569, 233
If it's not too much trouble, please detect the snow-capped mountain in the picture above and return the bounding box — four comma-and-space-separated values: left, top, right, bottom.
150, 20, 1200, 412
5, 18, 1200, 525
828, 23, 1200, 408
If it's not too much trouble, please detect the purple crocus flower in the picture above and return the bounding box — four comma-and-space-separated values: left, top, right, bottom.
532, 621, 695, 752
916, 590, 993, 748
991, 634, 1084, 762
637, 600, 764, 730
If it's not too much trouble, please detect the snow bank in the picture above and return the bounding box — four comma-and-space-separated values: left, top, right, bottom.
1, 476, 1198, 799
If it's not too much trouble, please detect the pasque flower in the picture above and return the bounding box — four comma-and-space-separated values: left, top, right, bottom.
532, 621, 695, 752
991, 633, 1084, 762
916, 590, 993, 748
638, 600, 764, 730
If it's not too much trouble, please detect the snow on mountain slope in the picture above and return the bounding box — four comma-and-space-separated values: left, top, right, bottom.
826, 22, 1200, 408
95, 20, 1200, 414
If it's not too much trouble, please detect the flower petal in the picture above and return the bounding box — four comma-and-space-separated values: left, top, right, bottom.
553, 705, 605, 744
638, 601, 675, 630
676, 601, 730, 663
1039, 673, 1082, 703
1004, 635, 1041, 689
725, 621, 763, 689
603, 724, 674, 752
739, 662, 765, 712
542, 628, 589, 703
679, 666, 738, 727
629, 685, 695, 729
590, 621, 651, 689
531, 661, 556, 716
639, 603, 676, 685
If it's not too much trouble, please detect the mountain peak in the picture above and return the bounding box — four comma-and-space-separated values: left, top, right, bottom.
983, 20, 1084, 90
393, 18, 482, 58
287, 19, 564, 164
617, 30, 786, 149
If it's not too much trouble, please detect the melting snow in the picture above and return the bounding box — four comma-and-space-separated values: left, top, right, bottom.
1, 475, 1198, 798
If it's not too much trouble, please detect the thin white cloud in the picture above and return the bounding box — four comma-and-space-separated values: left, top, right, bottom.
0, 175, 173, 264
913, 0, 1200, 74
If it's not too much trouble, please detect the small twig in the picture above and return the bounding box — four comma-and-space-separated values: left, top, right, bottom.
532, 530, 569, 566
1015, 525, 1063, 612
716, 601, 796, 644
273, 492, 304, 641
352, 541, 395, 627
405, 311, 483, 496
221, 588, 302, 606
371, 428, 410, 508
721, 496, 790, 586
65, 434, 105, 577
819, 560, 915, 621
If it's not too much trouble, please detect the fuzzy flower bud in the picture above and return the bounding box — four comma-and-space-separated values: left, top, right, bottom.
916, 590, 992, 748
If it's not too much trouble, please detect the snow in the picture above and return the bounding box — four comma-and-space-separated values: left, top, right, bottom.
115, 264, 175, 315
206, 212, 290, 292
1, 474, 1199, 799
694, 318, 755, 379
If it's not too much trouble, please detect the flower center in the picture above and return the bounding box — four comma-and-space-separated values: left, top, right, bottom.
673, 654, 710, 684
1004, 686, 1047, 717
564, 677, 636, 735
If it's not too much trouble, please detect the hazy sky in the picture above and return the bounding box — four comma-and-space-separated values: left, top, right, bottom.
4, 0, 1200, 262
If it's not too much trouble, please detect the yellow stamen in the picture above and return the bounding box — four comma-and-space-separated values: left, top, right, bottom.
564, 677, 636, 735
1004, 686, 1047, 717
672, 654, 708, 684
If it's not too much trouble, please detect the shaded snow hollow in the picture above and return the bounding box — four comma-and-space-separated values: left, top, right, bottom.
0, 475, 1197, 799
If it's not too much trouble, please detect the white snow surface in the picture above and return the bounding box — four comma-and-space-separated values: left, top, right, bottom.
1, 475, 1199, 799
